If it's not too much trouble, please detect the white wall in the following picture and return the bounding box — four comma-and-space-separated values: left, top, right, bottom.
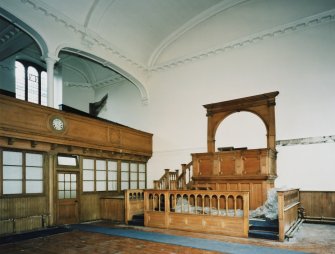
142, 21, 335, 190
62, 85, 94, 113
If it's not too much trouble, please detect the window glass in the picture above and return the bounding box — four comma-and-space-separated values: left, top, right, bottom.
26, 153, 43, 166
26, 167, 43, 179
139, 164, 146, 173
96, 171, 106, 180
3, 181, 22, 194
15, 61, 47, 105
139, 181, 145, 189
139, 172, 146, 181
108, 161, 117, 171
26, 181, 43, 193
58, 173, 76, 199
83, 159, 95, 192
41, 71, 47, 106
96, 160, 105, 170
121, 170, 129, 181
27, 66, 39, 104
57, 155, 77, 166
96, 181, 106, 191
108, 181, 117, 191
107, 160, 118, 191
83, 159, 94, 169
15, 61, 25, 100
3, 151, 22, 165
3, 166, 22, 179
83, 170, 94, 180
130, 182, 137, 189
121, 162, 130, 190
83, 181, 94, 192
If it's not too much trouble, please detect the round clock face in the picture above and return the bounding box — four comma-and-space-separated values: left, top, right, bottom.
52, 118, 64, 131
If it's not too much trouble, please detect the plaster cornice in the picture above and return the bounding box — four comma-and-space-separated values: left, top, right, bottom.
148, 0, 249, 68
151, 8, 335, 72
64, 75, 125, 90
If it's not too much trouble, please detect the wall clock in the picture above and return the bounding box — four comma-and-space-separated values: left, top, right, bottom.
50, 116, 65, 132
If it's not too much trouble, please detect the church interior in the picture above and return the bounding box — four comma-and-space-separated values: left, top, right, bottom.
0, 0, 334, 253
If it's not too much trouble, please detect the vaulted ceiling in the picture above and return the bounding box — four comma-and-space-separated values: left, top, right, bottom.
1, 0, 335, 93
39, 0, 225, 67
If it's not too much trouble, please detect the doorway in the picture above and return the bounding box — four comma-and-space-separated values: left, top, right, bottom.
56, 172, 79, 224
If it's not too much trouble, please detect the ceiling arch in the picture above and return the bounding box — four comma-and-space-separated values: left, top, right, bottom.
147, 0, 249, 68
0, 7, 48, 61
60, 47, 150, 104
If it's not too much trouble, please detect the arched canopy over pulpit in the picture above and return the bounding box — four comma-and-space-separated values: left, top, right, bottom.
192, 91, 279, 209
203, 91, 279, 153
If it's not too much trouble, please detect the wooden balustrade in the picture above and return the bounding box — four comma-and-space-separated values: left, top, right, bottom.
177, 162, 193, 189
144, 189, 249, 237
124, 189, 144, 224
154, 162, 193, 190
277, 188, 300, 241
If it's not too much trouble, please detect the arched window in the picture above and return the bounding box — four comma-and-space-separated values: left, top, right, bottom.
15, 60, 47, 106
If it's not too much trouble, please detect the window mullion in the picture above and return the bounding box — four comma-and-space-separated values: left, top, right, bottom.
24, 66, 28, 101
0, 150, 3, 195
38, 70, 42, 105
94, 160, 97, 192
22, 152, 26, 194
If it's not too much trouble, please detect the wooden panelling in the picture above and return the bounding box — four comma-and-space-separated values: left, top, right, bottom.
192, 149, 276, 209
192, 149, 276, 178
57, 200, 79, 225
100, 196, 125, 222
199, 159, 213, 176
0, 220, 13, 235
220, 155, 235, 175
0, 196, 48, 235
243, 155, 260, 175
0, 196, 48, 220
0, 95, 153, 157
80, 194, 100, 221
124, 190, 144, 223
300, 191, 335, 219
278, 189, 300, 242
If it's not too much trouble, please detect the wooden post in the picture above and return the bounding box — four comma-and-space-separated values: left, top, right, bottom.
277, 191, 285, 242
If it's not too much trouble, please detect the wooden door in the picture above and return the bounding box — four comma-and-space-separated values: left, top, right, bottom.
56, 172, 79, 224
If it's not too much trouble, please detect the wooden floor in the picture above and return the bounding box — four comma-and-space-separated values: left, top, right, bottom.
1, 222, 334, 254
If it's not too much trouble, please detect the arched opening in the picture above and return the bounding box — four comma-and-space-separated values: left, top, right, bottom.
215, 111, 267, 151
57, 49, 149, 125
0, 14, 47, 99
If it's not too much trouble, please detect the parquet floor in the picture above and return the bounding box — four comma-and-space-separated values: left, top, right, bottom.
1, 222, 334, 254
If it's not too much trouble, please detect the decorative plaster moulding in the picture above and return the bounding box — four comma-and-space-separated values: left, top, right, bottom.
14, 0, 335, 75
148, 0, 249, 68
64, 75, 126, 90
20, 0, 147, 71
150, 8, 335, 72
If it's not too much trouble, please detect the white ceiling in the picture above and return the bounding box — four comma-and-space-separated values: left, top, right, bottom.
21, 0, 335, 69
1, 0, 335, 92
40, 0, 224, 66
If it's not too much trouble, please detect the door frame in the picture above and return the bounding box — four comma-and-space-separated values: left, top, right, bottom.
55, 166, 81, 225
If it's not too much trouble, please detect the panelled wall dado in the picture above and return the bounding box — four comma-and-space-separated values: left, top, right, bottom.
0, 94, 152, 235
